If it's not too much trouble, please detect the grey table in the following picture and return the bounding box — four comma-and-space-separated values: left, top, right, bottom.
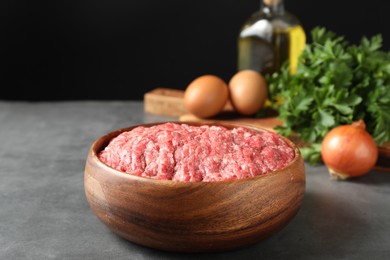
1, 101, 389, 260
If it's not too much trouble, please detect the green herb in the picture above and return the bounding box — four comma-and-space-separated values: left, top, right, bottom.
266, 27, 390, 165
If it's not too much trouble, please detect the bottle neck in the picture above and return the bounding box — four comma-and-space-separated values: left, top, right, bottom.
261, 0, 285, 15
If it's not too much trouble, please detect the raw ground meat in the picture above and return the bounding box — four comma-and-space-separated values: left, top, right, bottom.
98, 122, 295, 182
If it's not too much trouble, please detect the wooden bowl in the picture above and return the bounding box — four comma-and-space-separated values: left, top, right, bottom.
84, 121, 305, 252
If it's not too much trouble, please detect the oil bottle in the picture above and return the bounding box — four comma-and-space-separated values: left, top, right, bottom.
237, 0, 306, 75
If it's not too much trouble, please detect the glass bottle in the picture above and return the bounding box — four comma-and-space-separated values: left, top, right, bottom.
237, 0, 306, 75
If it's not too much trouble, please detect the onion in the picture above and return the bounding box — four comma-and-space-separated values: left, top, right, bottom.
321, 120, 378, 180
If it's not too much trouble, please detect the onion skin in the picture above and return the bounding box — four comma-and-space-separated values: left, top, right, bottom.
321, 120, 378, 180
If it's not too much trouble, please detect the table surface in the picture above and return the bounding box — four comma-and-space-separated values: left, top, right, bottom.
1, 101, 389, 260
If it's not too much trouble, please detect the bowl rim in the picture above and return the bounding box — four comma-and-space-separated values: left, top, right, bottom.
88, 121, 302, 186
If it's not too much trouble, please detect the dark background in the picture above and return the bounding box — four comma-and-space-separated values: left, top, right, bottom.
1, 0, 389, 101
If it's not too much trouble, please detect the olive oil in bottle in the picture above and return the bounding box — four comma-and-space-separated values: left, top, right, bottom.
238, 0, 306, 74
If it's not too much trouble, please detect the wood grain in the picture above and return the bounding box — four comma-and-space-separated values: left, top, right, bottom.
84, 122, 306, 252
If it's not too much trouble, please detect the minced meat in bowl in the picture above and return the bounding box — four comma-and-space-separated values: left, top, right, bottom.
98, 122, 295, 182
85, 121, 305, 252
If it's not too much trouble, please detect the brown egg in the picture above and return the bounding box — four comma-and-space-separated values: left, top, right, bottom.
184, 75, 229, 118
228, 70, 268, 116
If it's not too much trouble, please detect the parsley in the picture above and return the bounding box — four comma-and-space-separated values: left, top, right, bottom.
266, 27, 390, 165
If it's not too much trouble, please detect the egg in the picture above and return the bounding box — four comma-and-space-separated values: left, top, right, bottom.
184, 75, 229, 118
228, 70, 268, 116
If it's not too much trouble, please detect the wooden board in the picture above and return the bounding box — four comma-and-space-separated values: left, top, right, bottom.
144, 88, 281, 130
143, 88, 234, 117
179, 111, 283, 132
143, 88, 187, 117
